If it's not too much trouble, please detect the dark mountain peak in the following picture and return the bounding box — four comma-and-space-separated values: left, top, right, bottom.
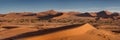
98, 10, 112, 15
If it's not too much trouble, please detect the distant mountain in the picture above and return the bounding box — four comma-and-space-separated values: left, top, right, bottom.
96, 10, 119, 20
0, 10, 119, 20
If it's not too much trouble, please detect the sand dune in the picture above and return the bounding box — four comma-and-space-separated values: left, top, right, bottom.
0, 10, 119, 20
18, 23, 98, 40
0, 27, 38, 40
0, 10, 120, 40
0, 23, 119, 40
17, 23, 119, 40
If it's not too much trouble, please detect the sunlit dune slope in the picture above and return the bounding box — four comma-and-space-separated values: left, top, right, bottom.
20, 23, 98, 40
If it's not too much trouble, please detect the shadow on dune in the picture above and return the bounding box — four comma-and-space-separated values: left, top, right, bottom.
3, 23, 84, 40
95, 11, 119, 21
37, 12, 63, 20
22, 13, 37, 16
76, 12, 93, 17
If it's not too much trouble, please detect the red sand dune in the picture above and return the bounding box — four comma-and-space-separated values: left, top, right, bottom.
0, 27, 38, 40
19, 23, 98, 40
19, 23, 120, 40
36, 10, 57, 16
0, 23, 119, 40
0, 10, 119, 20
52, 12, 79, 19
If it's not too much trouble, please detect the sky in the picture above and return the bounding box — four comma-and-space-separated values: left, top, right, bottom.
0, 0, 120, 13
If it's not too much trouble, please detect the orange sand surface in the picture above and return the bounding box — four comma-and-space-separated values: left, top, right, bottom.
0, 27, 38, 40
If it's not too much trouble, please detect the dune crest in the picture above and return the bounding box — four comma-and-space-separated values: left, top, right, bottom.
20, 23, 96, 40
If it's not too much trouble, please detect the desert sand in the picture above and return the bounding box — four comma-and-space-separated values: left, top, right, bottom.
0, 27, 38, 40
17, 23, 119, 40
0, 10, 120, 40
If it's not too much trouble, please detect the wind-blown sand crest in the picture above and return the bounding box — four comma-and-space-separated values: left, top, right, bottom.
20, 23, 98, 40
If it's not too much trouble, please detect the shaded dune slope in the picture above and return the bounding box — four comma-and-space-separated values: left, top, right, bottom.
1, 23, 120, 40
3, 24, 84, 40
20, 23, 120, 40
20, 23, 97, 40
0, 28, 38, 40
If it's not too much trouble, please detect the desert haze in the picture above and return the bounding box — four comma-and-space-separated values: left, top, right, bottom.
0, 10, 120, 40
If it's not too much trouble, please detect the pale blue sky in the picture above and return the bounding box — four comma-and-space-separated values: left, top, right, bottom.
0, 0, 120, 13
